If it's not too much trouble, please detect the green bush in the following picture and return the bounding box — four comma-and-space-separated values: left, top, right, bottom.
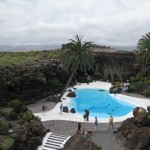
144, 79, 150, 84
8, 111, 18, 120
92, 144, 100, 150
19, 111, 35, 123
115, 81, 121, 88
143, 86, 150, 97
0, 138, 15, 150
0, 108, 13, 118
10, 133, 18, 139
0, 120, 9, 134
9, 99, 21, 113
50, 78, 62, 91
128, 83, 137, 92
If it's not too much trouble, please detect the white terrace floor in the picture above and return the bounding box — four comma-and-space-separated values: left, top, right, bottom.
34, 81, 150, 123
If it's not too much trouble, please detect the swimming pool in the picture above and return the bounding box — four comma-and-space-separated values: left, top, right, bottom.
67, 88, 136, 118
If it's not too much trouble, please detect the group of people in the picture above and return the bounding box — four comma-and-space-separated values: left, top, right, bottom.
42, 101, 49, 115
76, 110, 114, 135
42, 101, 63, 115
42, 101, 113, 133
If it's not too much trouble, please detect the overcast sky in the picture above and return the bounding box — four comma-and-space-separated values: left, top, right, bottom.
0, 0, 150, 46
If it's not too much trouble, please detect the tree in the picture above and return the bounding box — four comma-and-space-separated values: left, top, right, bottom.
136, 32, 150, 66
60, 35, 95, 98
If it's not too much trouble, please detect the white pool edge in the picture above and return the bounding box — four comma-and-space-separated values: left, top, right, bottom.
34, 81, 150, 123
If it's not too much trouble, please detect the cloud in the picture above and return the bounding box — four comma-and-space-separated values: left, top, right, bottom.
0, 0, 150, 46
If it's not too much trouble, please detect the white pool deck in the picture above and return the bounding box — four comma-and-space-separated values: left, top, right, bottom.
34, 81, 150, 123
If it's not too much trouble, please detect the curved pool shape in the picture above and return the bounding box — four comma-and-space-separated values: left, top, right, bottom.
67, 89, 136, 118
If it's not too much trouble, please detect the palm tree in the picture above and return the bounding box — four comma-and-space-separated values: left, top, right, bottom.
114, 62, 123, 81
136, 32, 150, 66
60, 35, 95, 98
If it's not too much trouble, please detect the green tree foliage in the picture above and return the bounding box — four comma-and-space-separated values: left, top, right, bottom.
60, 35, 95, 97
0, 49, 61, 66
9, 99, 21, 113
103, 62, 123, 82
0, 120, 10, 134
19, 111, 40, 123
0, 138, 15, 150
136, 32, 150, 66
50, 78, 62, 91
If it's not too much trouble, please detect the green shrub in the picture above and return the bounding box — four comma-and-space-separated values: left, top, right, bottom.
34, 116, 41, 121
143, 86, 150, 97
0, 108, 13, 118
115, 81, 121, 88
9, 99, 21, 113
10, 133, 18, 139
92, 144, 100, 150
19, 111, 35, 123
8, 111, 18, 120
50, 78, 62, 90
128, 83, 137, 92
0, 120, 9, 134
0, 138, 15, 150
144, 79, 150, 84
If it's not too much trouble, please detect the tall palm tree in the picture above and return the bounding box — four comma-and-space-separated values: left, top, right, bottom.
136, 32, 150, 66
60, 35, 95, 98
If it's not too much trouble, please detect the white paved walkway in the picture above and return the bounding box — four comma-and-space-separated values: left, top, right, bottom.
34, 81, 150, 123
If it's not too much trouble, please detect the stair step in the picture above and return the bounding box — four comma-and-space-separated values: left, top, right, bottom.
42, 148, 56, 150
44, 144, 59, 149
49, 134, 67, 138
38, 132, 70, 150
45, 142, 60, 147
48, 137, 65, 142
47, 139, 62, 144
49, 136, 66, 140
51, 133, 67, 138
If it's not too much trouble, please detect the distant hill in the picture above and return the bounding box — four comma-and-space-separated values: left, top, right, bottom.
0, 45, 61, 52
0, 44, 136, 52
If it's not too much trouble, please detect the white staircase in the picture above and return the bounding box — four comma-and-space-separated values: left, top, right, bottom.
38, 132, 71, 150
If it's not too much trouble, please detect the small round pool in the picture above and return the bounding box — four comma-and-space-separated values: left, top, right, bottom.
67, 88, 136, 118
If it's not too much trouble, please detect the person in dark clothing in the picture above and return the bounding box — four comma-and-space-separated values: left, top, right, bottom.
76, 123, 82, 135
83, 110, 87, 121
85, 109, 89, 121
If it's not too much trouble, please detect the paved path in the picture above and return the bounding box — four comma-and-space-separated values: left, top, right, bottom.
42, 120, 122, 150
92, 128, 122, 150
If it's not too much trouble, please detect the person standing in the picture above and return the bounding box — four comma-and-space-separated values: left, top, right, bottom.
42, 101, 46, 115
86, 110, 89, 121
94, 117, 98, 132
59, 103, 63, 115
109, 114, 113, 127
45, 101, 48, 111
76, 123, 82, 135
83, 110, 87, 121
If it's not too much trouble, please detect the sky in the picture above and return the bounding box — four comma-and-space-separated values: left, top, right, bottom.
0, 0, 150, 46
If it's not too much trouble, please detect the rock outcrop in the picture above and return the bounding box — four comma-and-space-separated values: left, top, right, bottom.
70, 108, 76, 113
0, 59, 68, 106
66, 92, 76, 97
116, 107, 150, 150
15, 120, 46, 150
0, 50, 139, 106
63, 135, 102, 150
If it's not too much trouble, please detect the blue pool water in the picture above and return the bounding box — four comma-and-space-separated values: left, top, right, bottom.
67, 89, 136, 118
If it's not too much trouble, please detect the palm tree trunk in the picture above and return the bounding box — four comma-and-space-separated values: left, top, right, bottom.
59, 67, 76, 98
59, 57, 78, 99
